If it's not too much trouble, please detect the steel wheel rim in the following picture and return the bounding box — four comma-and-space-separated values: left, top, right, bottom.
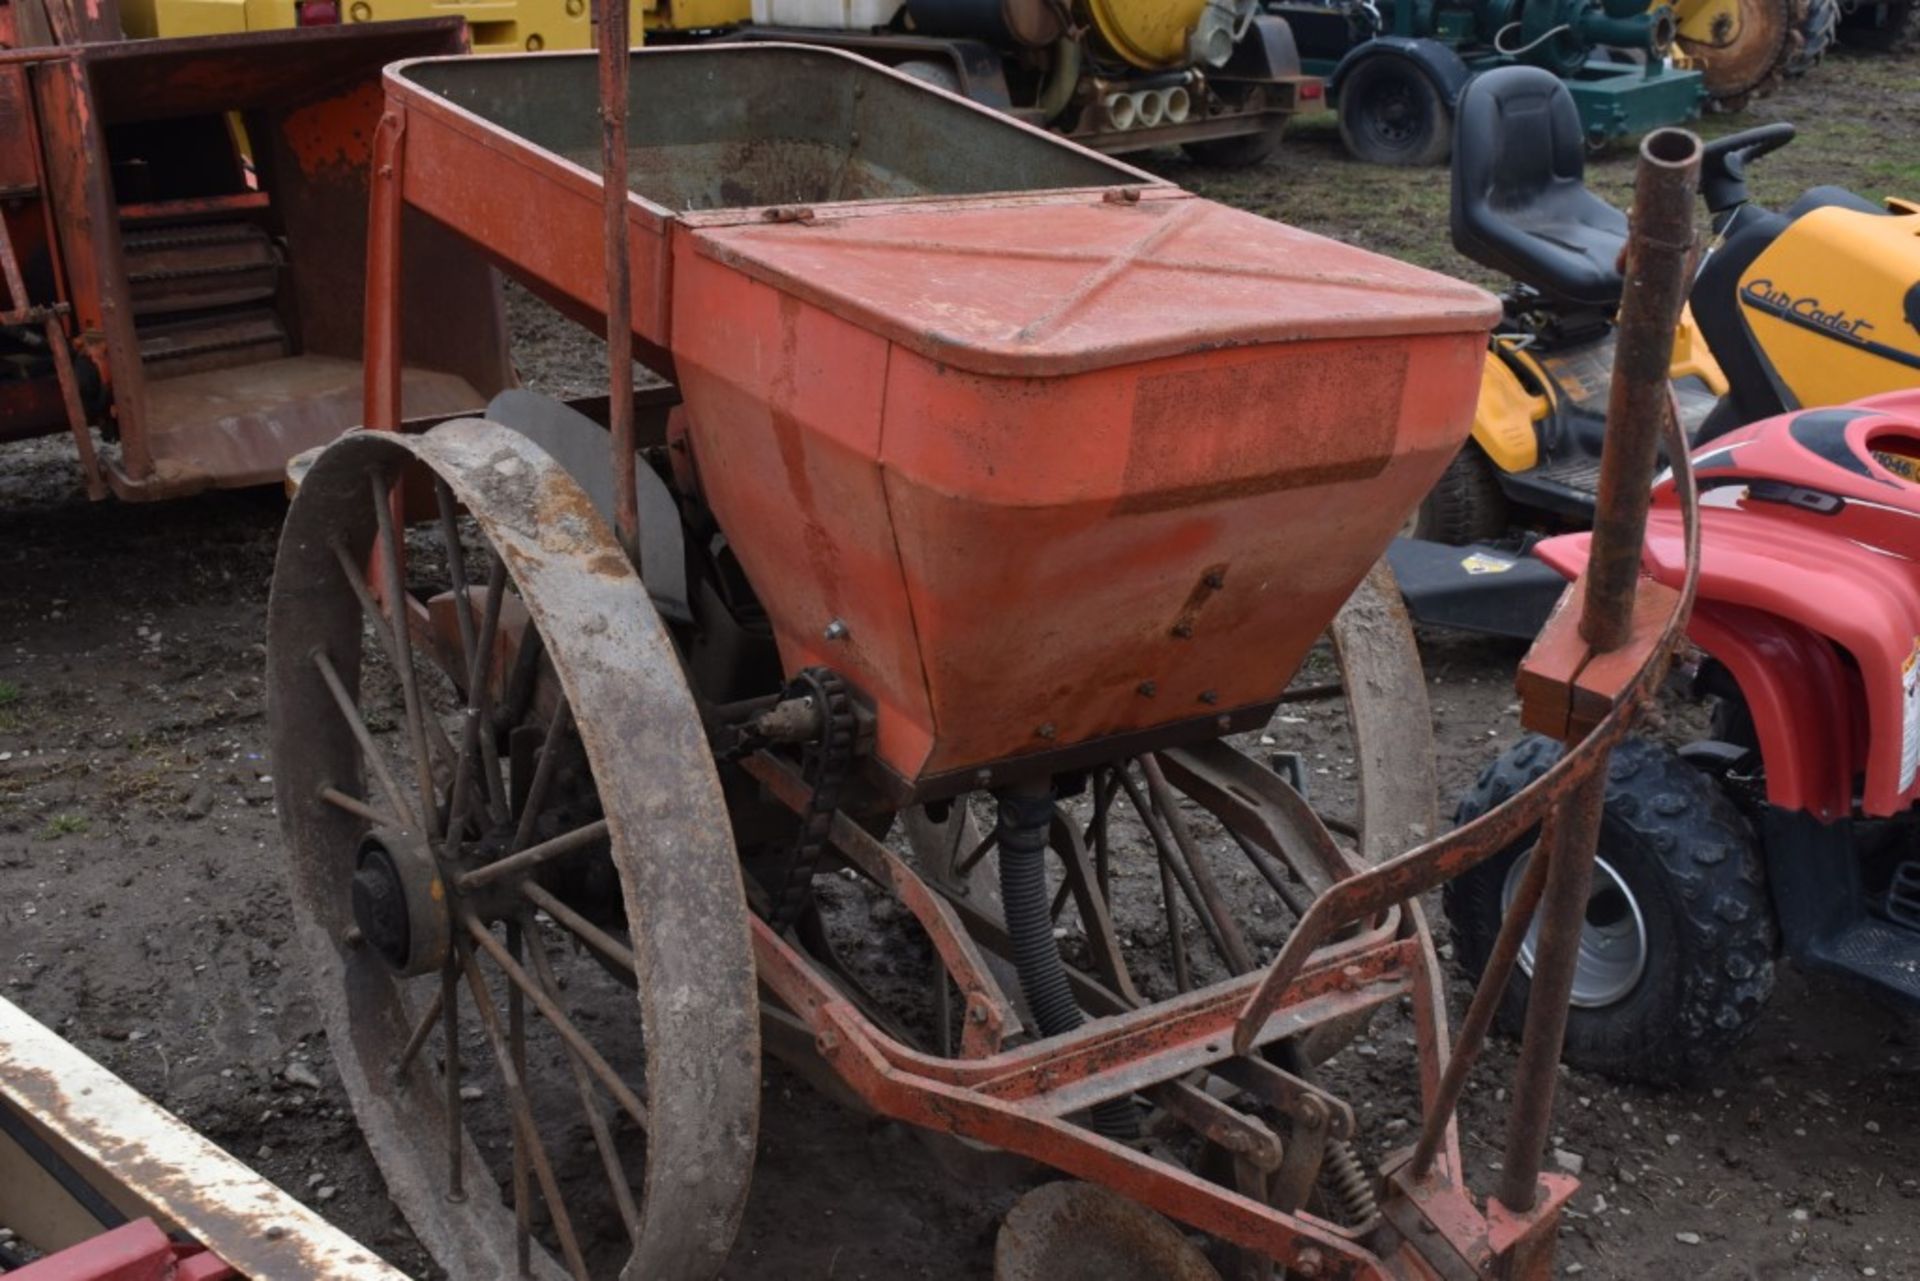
1502, 851, 1649, 1008
268, 419, 760, 1280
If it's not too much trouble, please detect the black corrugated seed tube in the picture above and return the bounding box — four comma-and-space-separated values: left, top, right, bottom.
994, 781, 1139, 1141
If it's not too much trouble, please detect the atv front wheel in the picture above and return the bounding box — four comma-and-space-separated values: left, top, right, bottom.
1444, 734, 1777, 1086
1404, 443, 1509, 544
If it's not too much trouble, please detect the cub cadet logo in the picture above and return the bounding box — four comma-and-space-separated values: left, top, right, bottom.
1740, 279, 1877, 342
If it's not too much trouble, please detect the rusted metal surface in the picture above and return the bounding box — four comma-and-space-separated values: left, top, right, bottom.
994, 1182, 1223, 1281
298, 39, 1714, 1281
1498, 128, 1704, 1215
6, 15, 503, 500
269, 420, 761, 1278
0, 995, 403, 1279
598, 0, 638, 563
1579, 129, 1704, 654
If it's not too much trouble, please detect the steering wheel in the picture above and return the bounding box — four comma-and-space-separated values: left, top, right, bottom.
1699, 123, 1796, 216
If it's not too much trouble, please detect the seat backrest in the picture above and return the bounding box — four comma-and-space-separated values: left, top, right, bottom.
1450, 67, 1625, 308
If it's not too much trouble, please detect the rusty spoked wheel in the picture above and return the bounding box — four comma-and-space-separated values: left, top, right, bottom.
268, 421, 759, 1280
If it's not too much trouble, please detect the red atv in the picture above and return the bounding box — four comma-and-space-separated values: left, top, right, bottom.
1446, 389, 1920, 1085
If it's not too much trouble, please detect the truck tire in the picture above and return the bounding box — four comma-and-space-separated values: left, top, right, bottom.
1443, 734, 1778, 1086
1181, 120, 1288, 167
1789, 0, 1839, 71
1338, 57, 1451, 167
1405, 443, 1508, 544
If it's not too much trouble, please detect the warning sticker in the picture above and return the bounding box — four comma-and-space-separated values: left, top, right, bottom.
1460, 552, 1516, 576
1902, 639, 1920, 793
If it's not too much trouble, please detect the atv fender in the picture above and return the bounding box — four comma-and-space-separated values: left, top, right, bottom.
1534, 523, 1903, 820
1326, 37, 1471, 107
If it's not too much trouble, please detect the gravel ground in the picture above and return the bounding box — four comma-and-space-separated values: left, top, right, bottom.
2, 44, 1918, 1281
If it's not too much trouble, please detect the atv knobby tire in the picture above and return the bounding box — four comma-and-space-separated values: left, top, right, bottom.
1444, 734, 1778, 1086
1406, 443, 1509, 545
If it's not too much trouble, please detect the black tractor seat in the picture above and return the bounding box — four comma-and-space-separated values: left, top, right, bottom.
1450, 67, 1627, 312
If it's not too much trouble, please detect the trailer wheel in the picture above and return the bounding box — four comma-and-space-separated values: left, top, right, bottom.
1404, 443, 1509, 544
269, 420, 760, 1279
1338, 58, 1451, 166
1180, 120, 1289, 167
1444, 734, 1777, 1086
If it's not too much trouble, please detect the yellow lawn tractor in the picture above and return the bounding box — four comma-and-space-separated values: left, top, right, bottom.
1392, 66, 1920, 636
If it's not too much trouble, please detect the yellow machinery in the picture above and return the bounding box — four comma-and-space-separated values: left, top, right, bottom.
125, 0, 1307, 162
122, 0, 754, 51
1671, 0, 1800, 109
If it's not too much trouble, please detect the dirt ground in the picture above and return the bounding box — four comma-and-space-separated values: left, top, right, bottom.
3, 44, 1919, 1281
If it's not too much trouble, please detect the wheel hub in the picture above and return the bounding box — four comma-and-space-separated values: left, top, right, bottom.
351, 830, 451, 977
1503, 853, 1649, 1008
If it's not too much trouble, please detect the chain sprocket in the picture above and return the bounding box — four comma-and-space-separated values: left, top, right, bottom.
763, 667, 857, 930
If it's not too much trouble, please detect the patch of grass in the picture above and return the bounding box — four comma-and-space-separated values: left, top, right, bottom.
0, 682, 20, 707
39, 813, 89, 840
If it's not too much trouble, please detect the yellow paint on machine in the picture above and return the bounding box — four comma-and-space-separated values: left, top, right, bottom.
1083, 0, 1213, 68
1471, 344, 1547, 473
122, 0, 762, 47
1736, 203, 1920, 410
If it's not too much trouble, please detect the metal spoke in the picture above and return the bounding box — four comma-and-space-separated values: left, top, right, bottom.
512, 696, 573, 854
319, 785, 396, 828
391, 985, 444, 1083
1142, 754, 1255, 975
441, 958, 464, 1202
1159, 849, 1191, 992
464, 916, 649, 1128
952, 827, 999, 880
311, 647, 425, 833
461, 819, 610, 892
435, 479, 481, 680
329, 539, 460, 777
456, 940, 591, 1281
468, 558, 511, 816
1277, 680, 1343, 704
370, 474, 443, 838
508, 921, 531, 1277
526, 920, 644, 1245
522, 881, 637, 979
1114, 767, 1234, 967
1226, 828, 1312, 920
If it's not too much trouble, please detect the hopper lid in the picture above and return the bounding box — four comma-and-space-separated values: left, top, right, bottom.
688, 190, 1500, 379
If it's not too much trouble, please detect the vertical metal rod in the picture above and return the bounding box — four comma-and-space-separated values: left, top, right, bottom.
1579, 129, 1703, 653
1410, 817, 1553, 1177
363, 110, 406, 435
507, 921, 531, 1277
1498, 127, 1702, 1214
599, 0, 638, 563
441, 959, 465, 1202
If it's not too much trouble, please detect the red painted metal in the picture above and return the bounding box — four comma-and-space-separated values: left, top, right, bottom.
1536, 387, 1920, 819
6, 1221, 234, 1281
351, 46, 1705, 1278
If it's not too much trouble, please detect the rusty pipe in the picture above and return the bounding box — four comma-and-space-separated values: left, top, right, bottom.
1497, 127, 1702, 1215
598, 0, 638, 564
1579, 128, 1703, 655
